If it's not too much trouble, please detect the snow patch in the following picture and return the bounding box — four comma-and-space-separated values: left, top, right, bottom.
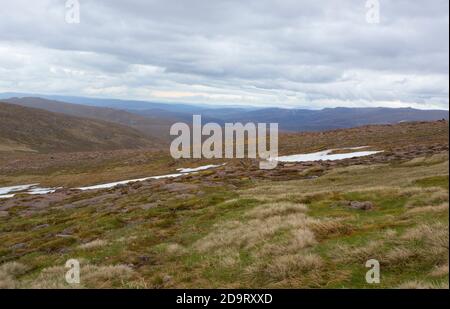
76, 164, 223, 191
274, 147, 383, 163
0, 184, 38, 195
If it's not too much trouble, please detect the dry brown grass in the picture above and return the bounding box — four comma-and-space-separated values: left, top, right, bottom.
384, 247, 418, 265
429, 264, 449, 277
165, 243, 187, 256
405, 189, 449, 208
83, 264, 135, 288
397, 280, 449, 289
331, 220, 448, 269
194, 211, 319, 252
0, 262, 28, 289
401, 153, 449, 167
406, 203, 449, 214
0, 276, 17, 289
332, 240, 384, 264
215, 249, 241, 268
255, 228, 317, 259
250, 253, 323, 282
27, 266, 73, 289
308, 219, 353, 239
401, 222, 449, 250
26, 263, 136, 289
244, 202, 308, 219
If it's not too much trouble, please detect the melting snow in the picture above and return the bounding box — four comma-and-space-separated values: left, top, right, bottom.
0, 194, 15, 199
176, 164, 224, 173
0, 184, 38, 195
274, 147, 383, 163
0, 164, 224, 198
76, 173, 183, 191
27, 187, 61, 195
0, 184, 60, 198
76, 164, 224, 191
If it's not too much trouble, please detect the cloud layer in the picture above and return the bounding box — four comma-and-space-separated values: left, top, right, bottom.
0, 0, 448, 109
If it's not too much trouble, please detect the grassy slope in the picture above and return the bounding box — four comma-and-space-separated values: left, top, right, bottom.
3, 97, 173, 141
0, 102, 161, 153
0, 121, 448, 288
0, 154, 448, 288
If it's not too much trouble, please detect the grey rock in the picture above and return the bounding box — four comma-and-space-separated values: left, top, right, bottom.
11, 242, 26, 250
349, 201, 374, 210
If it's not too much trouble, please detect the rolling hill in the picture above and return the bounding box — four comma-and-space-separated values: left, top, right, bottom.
0, 102, 162, 153
2, 97, 174, 141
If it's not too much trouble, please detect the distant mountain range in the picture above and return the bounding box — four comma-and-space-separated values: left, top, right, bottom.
2, 97, 175, 141
1, 93, 448, 138
215, 106, 449, 131
0, 102, 161, 153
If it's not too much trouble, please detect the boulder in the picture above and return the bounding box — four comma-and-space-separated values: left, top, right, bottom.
349, 201, 374, 210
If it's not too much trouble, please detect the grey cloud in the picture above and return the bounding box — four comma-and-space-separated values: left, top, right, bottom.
0, 0, 448, 109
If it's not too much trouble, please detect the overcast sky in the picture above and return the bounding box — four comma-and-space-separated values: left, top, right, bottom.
0, 0, 448, 109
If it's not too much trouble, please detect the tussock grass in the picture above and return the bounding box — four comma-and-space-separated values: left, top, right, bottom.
429, 264, 449, 277
248, 253, 323, 283
397, 280, 449, 289
244, 202, 308, 219
332, 240, 385, 264
164, 243, 187, 256
78, 239, 108, 250
26, 264, 136, 288
194, 213, 313, 251
400, 222, 449, 250
384, 247, 418, 265
0, 262, 28, 289
405, 203, 448, 214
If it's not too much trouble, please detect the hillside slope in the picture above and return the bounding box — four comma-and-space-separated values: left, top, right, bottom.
0, 120, 448, 288
0, 102, 161, 153
3, 97, 174, 141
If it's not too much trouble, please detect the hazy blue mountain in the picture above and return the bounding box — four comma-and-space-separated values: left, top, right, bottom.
213, 107, 449, 131
1, 93, 448, 133
0, 92, 255, 112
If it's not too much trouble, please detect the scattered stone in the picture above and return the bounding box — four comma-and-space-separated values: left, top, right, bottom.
0, 210, 9, 217
56, 234, 73, 238
11, 243, 26, 250
349, 201, 374, 210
